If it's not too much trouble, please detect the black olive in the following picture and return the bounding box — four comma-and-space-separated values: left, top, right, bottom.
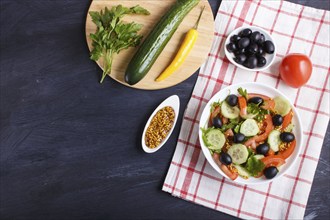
234, 53, 247, 64
256, 143, 270, 156
243, 56, 258, 69
230, 34, 241, 43
240, 28, 252, 37
258, 34, 265, 45
250, 31, 261, 43
238, 37, 250, 49
226, 94, 238, 106
264, 40, 275, 54
248, 96, 263, 105
257, 56, 267, 67
272, 114, 283, 126
233, 133, 245, 143
220, 152, 232, 165
264, 166, 278, 179
247, 43, 258, 55
226, 42, 237, 53
212, 116, 222, 128
257, 46, 264, 55
280, 132, 295, 143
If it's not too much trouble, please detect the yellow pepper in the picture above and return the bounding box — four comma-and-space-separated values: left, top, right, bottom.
155, 6, 205, 82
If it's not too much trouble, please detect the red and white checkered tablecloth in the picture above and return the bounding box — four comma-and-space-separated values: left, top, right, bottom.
162, 0, 329, 219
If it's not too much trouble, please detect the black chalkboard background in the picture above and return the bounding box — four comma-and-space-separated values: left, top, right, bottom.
1, 0, 329, 219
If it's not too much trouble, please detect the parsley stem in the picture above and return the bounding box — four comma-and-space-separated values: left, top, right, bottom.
100, 50, 113, 83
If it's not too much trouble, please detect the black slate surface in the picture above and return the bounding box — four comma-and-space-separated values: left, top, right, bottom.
0, 0, 329, 219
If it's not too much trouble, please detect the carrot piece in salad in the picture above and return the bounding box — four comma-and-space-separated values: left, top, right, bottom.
238, 96, 247, 117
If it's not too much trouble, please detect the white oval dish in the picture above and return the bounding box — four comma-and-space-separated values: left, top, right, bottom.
224, 26, 277, 72
198, 82, 303, 185
142, 95, 180, 153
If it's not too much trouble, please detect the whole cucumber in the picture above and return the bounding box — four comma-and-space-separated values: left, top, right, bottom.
125, 0, 200, 85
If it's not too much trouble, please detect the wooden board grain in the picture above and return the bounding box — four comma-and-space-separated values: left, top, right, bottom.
85, 0, 214, 90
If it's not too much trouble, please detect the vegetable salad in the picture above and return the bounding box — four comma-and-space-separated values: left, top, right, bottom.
201, 87, 296, 180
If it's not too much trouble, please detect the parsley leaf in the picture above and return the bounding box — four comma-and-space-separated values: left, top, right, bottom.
246, 156, 265, 177
220, 117, 240, 132
237, 87, 248, 100
247, 103, 269, 122
89, 5, 150, 83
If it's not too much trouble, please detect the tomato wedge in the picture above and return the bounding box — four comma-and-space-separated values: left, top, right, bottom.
220, 164, 238, 180
281, 110, 293, 131
262, 99, 275, 111
238, 96, 247, 116
278, 139, 296, 159
267, 148, 275, 156
261, 155, 286, 167
213, 153, 238, 180
208, 105, 221, 127
244, 114, 274, 146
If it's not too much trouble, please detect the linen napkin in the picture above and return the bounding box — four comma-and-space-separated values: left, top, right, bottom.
162, 0, 329, 219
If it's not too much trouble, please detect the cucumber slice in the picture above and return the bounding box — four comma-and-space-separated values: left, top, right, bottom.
227, 144, 249, 165
233, 164, 250, 178
205, 129, 225, 150
240, 119, 260, 136
221, 101, 240, 119
253, 154, 265, 160
267, 130, 281, 152
241, 113, 257, 119
274, 96, 291, 116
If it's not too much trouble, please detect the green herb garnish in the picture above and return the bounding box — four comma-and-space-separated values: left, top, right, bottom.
247, 103, 269, 122
246, 156, 265, 177
237, 87, 248, 100
89, 5, 150, 83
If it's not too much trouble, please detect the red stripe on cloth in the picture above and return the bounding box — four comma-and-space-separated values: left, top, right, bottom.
275, 5, 304, 89
175, 1, 241, 199
163, 183, 266, 219
283, 174, 313, 184
209, 50, 330, 71
295, 105, 330, 117
217, 10, 330, 49
285, 10, 328, 219
165, 166, 308, 209
254, 0, 283, 82
191, 159, 208, 202
257, 1, 330, 25
255, 2, 284, 216
299, 154, 319, 162
237, 185, 248, 217
261, 183, 273, 220
303, 131, 324, 139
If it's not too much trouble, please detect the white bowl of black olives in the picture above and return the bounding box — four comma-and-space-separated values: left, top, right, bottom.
225, 26, 276, 71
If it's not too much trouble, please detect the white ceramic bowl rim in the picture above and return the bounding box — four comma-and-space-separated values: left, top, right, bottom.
224, 25, 277, 72
198, 82, 303, 185
142, 95, 180, 153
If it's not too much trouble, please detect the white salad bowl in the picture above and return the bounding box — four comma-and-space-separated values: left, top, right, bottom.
224, 26, 277, 72
198, 82, 303, 185
142, 95, 180, 153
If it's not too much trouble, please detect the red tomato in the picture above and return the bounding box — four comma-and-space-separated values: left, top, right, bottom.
244, 114, 274, 146
279, 53, 312, 88
278, 139, 296, 159
281, 110, 293, 131
261, 155, 286, 167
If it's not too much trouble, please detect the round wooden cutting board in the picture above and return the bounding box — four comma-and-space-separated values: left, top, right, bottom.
85, 0, 215, 90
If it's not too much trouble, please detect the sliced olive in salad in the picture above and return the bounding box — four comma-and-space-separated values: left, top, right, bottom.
201, 87, 296, 181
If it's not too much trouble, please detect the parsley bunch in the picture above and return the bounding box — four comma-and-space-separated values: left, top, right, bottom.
89, 5, 150, 83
